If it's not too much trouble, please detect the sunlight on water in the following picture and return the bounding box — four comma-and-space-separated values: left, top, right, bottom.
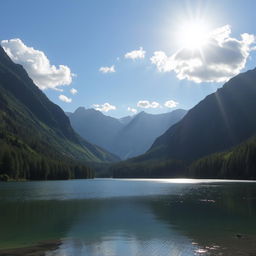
0, 179, 256, 256
120, 178, 256, 183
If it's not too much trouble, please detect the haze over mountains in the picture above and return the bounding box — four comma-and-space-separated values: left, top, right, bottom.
68, 108, 187, 159
0, 46, 117, 180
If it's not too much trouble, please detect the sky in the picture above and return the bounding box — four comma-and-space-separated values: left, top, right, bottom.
1, 0, 256, 118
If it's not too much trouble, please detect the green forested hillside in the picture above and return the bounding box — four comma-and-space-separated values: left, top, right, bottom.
0, 46, 117, 181
189, 135, 256, 179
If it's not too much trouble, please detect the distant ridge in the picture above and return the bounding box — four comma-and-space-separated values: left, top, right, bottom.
68, 108, 187, 159
68, 107, 124, 155
112, 109, 187, 159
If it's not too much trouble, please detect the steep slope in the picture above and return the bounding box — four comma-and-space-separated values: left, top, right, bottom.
68, 107, 124, 154
0, 46, 117, 180
68, 108, 186, 159
113, 109, 187, 159
146, 68, 256, 162
119, 115, 133, 125
189, 135, 256, 179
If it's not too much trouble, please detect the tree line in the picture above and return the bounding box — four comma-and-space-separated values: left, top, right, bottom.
0, 140, 94, 181
111, 136, 256, 180
111, 158, 187, 178
189, 136, 256, 179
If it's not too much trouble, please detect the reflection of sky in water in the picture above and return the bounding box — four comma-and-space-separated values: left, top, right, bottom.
1, 179, 256, 255
46, 237, 196, 256
0, 179, 195, 201
54, 198, 194, 256
0, 178, 243, 201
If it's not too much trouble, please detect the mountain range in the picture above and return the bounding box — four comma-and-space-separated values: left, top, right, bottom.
68, 108, 187, 159
0, 46, 117, 181
1, 39, 256, 180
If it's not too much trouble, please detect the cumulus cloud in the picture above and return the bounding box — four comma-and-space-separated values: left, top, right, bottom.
127, 107, 137, 114
70, 88, 78, 95
125, 47, 146, 60
1, 38, 73, 90
92, 103, 116, 112
164, 100, 179, 108
137, 100, 160, 109
59, 94, 72, 103
99, 65, 115, 73
151, 25, 255, 83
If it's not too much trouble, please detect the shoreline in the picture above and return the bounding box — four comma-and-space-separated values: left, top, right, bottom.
1, 177, 256, 183
0, 240, 61, 256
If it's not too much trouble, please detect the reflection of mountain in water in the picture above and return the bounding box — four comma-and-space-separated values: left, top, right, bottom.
0, 198, 194, 255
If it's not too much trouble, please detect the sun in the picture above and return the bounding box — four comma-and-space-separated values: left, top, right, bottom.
177, 21, 210, 50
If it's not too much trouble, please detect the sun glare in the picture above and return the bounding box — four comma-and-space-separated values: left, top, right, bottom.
177, 21, 210, 49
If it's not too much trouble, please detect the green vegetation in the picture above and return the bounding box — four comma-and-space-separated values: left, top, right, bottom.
111, 135, 256, 179
0, 95, 94, 180
111, 158, 187, 178
0, 135, 94, 180
189, 135, 256, 179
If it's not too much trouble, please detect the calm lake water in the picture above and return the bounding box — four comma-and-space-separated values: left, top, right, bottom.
0, 179, 256, 256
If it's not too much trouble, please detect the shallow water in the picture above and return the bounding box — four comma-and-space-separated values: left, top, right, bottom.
0, 178, 256, 255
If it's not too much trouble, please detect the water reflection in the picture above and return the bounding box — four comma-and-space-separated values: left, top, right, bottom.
0, 179, 256, 255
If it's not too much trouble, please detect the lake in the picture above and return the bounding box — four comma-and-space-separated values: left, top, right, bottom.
0, 179, 256, 256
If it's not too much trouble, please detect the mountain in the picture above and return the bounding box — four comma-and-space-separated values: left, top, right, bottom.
68, 108, 187, 159
119, 116, 133, 125
68, 107, 124, 154
65, 111, 72, 117
146, 68, 256, 162
0, 46, 117, 180
112, 110, 187, 159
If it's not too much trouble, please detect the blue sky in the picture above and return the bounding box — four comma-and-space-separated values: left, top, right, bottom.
1, 0, 256, 117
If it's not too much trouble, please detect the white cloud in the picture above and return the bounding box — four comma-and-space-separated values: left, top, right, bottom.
70, 88, 78, 95
137, 100, 160, 109
164, 100, 179, 108
99, 65, 115, 73
127, 107, 137, 114
92, 103, 116, 112
59, 94, 72, 103
125, 47, 146, 60
151, 25, 255, 83
1, 38, 73, 90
